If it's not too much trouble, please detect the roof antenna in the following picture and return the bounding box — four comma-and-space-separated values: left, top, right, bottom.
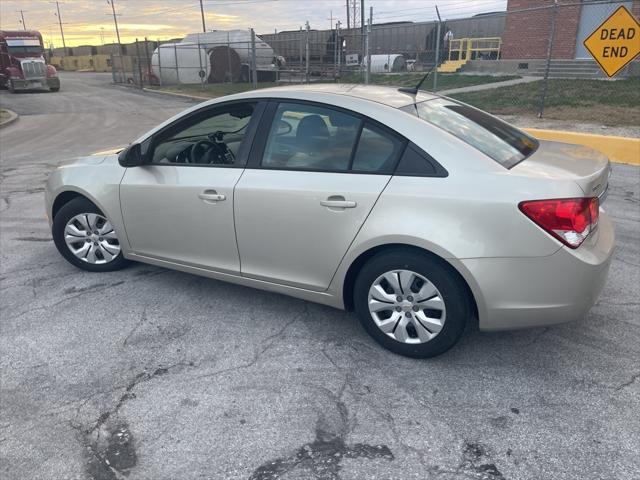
398, 63, 437, 96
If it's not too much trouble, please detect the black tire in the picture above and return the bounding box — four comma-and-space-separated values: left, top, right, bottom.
353, 249, 471, 358
50, 87, 60, 92
52, 197, 130, 272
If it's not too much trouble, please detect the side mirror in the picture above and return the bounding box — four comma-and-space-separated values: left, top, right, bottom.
118, 143, 145, 167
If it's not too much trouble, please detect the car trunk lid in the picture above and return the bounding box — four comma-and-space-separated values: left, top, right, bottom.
512, 140, 611, 201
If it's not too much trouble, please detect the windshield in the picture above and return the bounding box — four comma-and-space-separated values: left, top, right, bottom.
401, 98, 538, 168
8, 46, 44, 55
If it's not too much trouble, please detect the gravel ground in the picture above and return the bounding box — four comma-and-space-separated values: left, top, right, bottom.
1, 72, 639, 480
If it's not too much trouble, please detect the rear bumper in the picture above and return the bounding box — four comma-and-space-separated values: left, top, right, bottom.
463, 211, 615, 331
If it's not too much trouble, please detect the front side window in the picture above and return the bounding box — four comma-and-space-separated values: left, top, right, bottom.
402, 99, 538, 168
151, 103, 255, 165
262, 103, 361, 171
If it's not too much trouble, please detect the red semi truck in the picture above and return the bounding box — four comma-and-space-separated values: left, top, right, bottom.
0, 30, 60, 92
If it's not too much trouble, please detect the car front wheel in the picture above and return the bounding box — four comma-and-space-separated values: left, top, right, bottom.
354, 249, 470, 358
52, 197, 130, 272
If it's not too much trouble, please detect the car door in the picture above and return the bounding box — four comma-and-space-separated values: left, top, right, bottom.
234, 101, 405, 291
120, 101, 263, 273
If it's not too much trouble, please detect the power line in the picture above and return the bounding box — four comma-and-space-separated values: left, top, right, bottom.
375, 0, 505, 16
374, 2, 506, 24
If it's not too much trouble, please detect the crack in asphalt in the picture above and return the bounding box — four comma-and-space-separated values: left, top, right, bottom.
122, 306, 148, 347
120, 303, 190, 347
458, 442, 506, 480
524, 327, 550, 346
318, 342, 434, 468
13, 236, 53, 242
195, 302, 309, 381
615, 372, 640, 391
3, 280, 127, 323
70, 361, 196, 480
249, 379, 393, 480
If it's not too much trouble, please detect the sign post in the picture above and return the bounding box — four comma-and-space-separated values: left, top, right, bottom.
583, 5, 640, 78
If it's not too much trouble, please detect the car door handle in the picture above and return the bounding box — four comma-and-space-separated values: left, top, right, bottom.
198, 190, 226, 203
320, 198, 357, 209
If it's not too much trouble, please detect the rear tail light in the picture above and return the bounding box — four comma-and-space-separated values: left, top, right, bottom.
519, 197, 599, 249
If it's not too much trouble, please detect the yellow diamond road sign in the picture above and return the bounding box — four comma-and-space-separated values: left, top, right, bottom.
583, 5, 640, 77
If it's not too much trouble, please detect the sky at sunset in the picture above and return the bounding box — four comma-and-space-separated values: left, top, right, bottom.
0, 0, 507, 48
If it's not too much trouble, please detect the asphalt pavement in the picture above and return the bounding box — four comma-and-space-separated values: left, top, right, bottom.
1, 72, 639, 480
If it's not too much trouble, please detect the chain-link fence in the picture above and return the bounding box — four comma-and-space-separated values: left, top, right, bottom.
445, 0, 639, 126
105, 1, 638, 126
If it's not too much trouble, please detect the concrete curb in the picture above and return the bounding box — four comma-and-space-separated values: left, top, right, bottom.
0, 109, 19, 128
141, 87, 210, 102
523, 128, 640, 166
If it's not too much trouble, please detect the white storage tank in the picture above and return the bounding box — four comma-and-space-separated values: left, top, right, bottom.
183, 30, 277, 80
364, 54, 407, 73
151, 42, 210, 84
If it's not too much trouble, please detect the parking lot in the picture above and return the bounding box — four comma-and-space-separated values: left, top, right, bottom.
1, 72, 639, 480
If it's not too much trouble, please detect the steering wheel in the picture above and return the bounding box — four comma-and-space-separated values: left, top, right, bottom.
189, 140, 215, 164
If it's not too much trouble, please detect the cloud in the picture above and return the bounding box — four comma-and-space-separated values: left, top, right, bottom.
0, 0, 506, 47
73, 23, 177, 32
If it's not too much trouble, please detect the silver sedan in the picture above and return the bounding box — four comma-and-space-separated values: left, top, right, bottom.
45, 84, 614, 357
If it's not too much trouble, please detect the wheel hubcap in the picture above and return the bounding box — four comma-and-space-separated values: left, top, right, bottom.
63, 213, 121, 264
368, 269, 446, 344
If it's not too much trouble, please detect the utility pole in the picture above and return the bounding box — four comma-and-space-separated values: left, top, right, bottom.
54, 1, 66, 50
328, 10, 333, 31
365, 6, 372, 84
19, 10, 27, 30
353, 0, 357, 29
433, 5, 442, 92
333, 21, 340, 79
344, 0, 359, 29
346, 0, 350, 29
337, 20, 341, 73
538, 0, 559, 118
108, 0, 122, 55
361, 0, 365, 60
199, 0, 206, 33
305, 21, 310, 84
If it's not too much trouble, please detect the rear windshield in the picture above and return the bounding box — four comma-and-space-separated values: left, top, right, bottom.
401, 98, 538, 168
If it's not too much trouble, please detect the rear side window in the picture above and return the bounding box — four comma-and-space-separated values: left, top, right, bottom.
352, 125, 404, 173
260, 102, 403, 174
262, 103, 360, 171
402, 99, 538, 168
394, 143, 447, 177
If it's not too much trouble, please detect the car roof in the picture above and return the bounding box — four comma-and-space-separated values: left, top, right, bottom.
233, 83, 439, 109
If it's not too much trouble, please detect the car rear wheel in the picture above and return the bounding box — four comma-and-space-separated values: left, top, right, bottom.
353, 249, 470, 358
52, 197, 130, 272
